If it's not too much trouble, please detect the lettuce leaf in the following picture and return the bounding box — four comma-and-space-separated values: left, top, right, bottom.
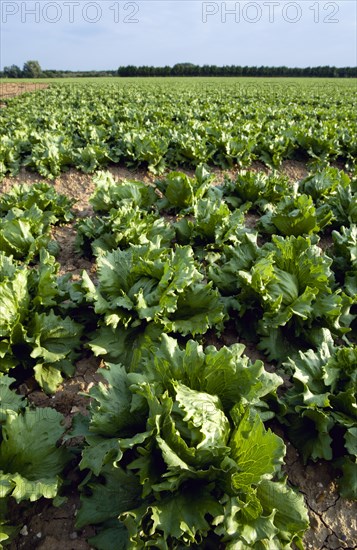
237, 235, 353, 359
221, 170, 292, 211
266, 194, 333, 236
74, 353, 307, 548
156, 165, 215, 212
0, 253, 84, 392
0, 378, 70, 544
280, 343, 357, 497
90, 171, 158, 213
0, 182, 74, 222
82, 244, 225, 336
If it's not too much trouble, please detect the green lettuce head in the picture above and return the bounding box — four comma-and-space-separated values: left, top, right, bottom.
155, 381, 231, 471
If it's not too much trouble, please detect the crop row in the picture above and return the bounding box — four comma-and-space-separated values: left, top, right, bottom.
0, 165, 356, 548
1, 80, 356, 178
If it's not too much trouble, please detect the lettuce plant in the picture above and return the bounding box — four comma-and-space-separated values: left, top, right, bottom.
74, 336, 308, 549
298, 167, 357, 228
259, 194, 333, 236
89, 171, 158, 213
155, 165, 216, 212
82, 243, 225, 337
236, 235, 354, 360
0, 182, 75, 222
0, 376, 71, 545
332, 225, 357, 300
221, 170, 292, 212
280, 341, 357, 499
0, 252, 83, 393
0, 183, 75, 262
76, 206, 174, 257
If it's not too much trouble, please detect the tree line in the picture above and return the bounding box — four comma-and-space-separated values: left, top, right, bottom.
117, 63, 356, 77
2, 61, 356, 78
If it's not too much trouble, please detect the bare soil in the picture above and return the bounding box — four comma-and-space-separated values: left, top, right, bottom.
1, 162, 356, 550
0, 82, 49, 101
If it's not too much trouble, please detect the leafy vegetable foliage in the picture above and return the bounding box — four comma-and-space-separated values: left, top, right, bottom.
0, 183, 74, 261
0, 182, 75, 222
1, 80, 355, 178
0, 251, 83, 393
281, 341, 357, 499
82, 243, 225, 337
1, 132, 356, 549
76, 166, 356, 538
0, 183, 87, 393
75, 335, 308, 549
0, 376, 70, 545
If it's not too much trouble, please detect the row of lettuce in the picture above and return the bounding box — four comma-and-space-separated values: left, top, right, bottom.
1, 81, 356, 178
0, 165, 356, 549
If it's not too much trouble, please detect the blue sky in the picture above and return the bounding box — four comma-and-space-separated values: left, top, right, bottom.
1, 1, 356, 70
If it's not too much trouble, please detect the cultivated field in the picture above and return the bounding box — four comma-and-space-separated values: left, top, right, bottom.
0, 78, 356, 550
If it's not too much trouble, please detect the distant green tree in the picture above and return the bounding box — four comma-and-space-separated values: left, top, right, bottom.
3, 64, 22, 78
172, 63, 197, 76
22, 60, 42, 78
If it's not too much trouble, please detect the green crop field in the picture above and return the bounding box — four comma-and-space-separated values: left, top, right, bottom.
1, 77, 356, 178
0, 78, 356, 549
